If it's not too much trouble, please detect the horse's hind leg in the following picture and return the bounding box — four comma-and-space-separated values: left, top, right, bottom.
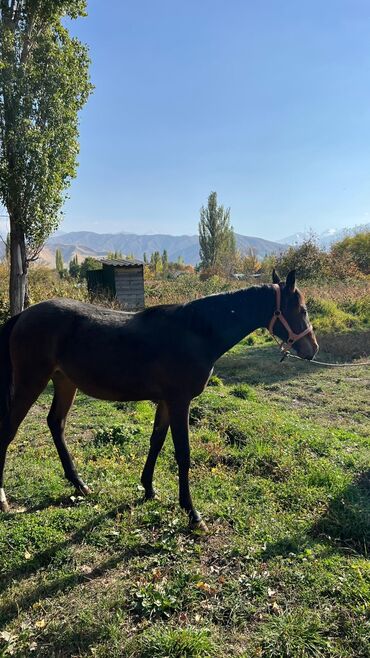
0, 378, 49, 512
168, 399, 208, 531
0, 419, 20, 512
47, 371, 90, 496
141, 401, 169, 499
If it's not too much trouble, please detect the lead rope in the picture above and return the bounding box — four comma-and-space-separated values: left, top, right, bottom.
270, 334, 370, 368
284, 352, 370, 367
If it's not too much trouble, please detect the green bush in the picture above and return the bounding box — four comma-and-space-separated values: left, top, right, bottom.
274, 238, 328, 280
307, 297, 360, 332
231, 384, 257, 401
207, 375, 223, 387
332, 231, 370, 274
341, 296, 370, 325
94, 424, 137, 446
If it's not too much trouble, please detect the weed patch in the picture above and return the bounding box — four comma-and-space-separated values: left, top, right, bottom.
231, 383, 257, 400
94, 424, 140, 447
251, 610, 331, 657
130, 626, 217, 658
129, 570, 197, 620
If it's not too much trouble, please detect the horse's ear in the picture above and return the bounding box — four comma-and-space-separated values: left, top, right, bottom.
272, 269, 281, 284
285, 269, 296, 291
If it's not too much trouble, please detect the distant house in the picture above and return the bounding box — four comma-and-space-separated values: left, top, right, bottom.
168, 270, 187, 279
232, 272, 262, 281
87, 259, 144, 310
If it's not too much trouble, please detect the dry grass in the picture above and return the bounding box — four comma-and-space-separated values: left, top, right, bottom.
302, 278, 370, 305
0, 264, 369, 337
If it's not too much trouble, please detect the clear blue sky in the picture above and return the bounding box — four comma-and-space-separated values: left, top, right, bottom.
61, 0, 370, 240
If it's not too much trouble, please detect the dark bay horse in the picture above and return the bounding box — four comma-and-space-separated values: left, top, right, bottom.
0, 269, 318, 527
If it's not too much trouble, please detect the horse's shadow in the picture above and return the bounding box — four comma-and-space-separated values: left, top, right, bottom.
311, 468, 370, 553
0, 497, 168, 629
216, 344, 326, 386
263, 469, 370, 560
217, 328, 370, 388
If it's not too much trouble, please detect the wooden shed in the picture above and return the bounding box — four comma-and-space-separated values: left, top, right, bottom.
87, 259, 145, 310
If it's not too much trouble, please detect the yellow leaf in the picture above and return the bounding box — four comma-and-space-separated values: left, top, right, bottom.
35, 620, 46, 629
196, 581, 216, 594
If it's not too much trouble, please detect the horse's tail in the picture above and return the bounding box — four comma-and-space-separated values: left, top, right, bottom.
0, 313, 21, 424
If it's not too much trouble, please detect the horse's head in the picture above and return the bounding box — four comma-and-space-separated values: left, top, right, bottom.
271, 269, 319, 360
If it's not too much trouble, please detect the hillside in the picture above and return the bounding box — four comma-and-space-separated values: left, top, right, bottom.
39, 243, 107, 268
44, 231, 286, 266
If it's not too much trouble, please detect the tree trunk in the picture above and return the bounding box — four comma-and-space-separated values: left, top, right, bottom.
9, 222, 27, 316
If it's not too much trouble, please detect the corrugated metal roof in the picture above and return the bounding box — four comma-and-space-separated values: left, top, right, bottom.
100, 258, 144, 267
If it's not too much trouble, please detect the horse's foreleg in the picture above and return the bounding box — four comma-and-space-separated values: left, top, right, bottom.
0, 422, 14, 513
169, 399, 208, 531
47, 372, 90, 496
141, 401, 169, 499
0, 378, 49, 512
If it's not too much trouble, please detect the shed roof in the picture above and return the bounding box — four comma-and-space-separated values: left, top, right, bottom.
100, 258, 144, 268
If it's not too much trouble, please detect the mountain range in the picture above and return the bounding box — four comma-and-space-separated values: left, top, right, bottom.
44, 231, 287, 267
1, 222, 368, 267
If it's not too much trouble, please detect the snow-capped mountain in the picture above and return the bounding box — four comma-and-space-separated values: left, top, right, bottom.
279, 223, 370, 248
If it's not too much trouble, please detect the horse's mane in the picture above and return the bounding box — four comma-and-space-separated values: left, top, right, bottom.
130, 284, 274, 339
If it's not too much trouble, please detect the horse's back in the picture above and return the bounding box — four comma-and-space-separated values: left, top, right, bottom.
9, 298, 137, 376
8, 298, 212, 401
15, 298, 136, 324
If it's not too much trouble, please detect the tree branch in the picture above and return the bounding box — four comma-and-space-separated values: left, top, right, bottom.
10, 0, 17, 21
0, 217, 9, 249
26, 240, 44, 263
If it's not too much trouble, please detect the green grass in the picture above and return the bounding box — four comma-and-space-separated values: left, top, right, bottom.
0, 336, 369, 657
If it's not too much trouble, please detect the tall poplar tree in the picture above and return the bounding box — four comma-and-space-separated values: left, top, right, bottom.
0, 1, 92, 314
162, 248, 168, 270
55, 247, 63, 274
198, 191, 236, 272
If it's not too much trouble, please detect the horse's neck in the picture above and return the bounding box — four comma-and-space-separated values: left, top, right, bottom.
189, 285, 275, 361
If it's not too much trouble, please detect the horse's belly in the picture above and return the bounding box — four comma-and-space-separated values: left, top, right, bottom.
56, 330, 211, 402
57, 356, 163, 402
75, 377, 162, 402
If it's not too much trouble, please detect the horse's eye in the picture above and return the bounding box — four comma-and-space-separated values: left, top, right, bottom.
301, 308, 307, 316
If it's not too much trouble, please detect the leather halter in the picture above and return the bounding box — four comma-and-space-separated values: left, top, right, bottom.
268, 284, 313, 351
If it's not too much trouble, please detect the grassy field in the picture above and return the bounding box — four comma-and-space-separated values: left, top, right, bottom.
0, 324, 369, 657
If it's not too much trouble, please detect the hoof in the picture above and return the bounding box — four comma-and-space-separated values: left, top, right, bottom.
189, 518, 209, 533
0, 500, 10, 513
144, 489, 157, 501
0, 489, 9, 513
75, 483, 92, 496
